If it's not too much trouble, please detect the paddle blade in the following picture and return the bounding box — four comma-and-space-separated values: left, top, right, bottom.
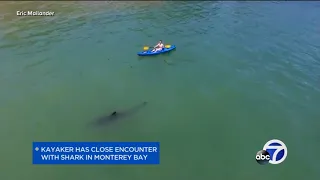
143, 46, 150, 50
165, 45, 171, 48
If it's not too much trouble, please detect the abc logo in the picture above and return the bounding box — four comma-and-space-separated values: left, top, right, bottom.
255, 139, 287, 165
256, 150, 270, 165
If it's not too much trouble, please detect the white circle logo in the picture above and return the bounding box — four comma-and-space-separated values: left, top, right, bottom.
263, 139, 287, 164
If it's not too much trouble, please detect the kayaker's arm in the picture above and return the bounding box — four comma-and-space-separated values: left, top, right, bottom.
154, 43, 159, 49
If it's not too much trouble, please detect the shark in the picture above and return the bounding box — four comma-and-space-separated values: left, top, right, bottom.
90, 101, 148, 126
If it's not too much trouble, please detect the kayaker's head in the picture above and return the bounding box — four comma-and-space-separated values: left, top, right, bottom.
159, 40, 162, 44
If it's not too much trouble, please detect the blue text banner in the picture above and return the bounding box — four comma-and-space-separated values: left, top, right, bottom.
33, 142, 160, 165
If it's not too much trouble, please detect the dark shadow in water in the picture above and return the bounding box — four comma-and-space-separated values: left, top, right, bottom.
24, 57, 51, 69
89, 101, 148, 127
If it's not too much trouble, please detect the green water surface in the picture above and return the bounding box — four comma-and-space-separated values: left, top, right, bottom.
0, 2, 319, 180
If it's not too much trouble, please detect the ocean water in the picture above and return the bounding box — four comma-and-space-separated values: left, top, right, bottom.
0, 1, 319, 180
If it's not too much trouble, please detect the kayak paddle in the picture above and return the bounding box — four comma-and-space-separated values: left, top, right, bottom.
143, 45, 171, 50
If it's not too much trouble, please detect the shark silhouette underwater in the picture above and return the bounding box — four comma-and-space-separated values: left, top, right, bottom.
90, 101, 148, 126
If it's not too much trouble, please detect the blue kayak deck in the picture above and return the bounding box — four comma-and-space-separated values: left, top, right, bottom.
137, 45, 176, 56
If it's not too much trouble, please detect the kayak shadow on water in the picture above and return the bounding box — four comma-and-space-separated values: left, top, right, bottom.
137, 50, 176, 66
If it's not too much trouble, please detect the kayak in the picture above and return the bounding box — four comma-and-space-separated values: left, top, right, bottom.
137, 45, 176, 56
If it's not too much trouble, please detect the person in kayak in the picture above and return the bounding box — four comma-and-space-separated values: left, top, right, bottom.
152, 40, 164, 52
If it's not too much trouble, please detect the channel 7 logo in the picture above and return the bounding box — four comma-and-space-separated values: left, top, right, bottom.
255, 139, 288, 165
